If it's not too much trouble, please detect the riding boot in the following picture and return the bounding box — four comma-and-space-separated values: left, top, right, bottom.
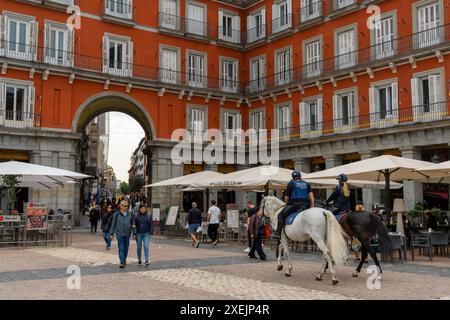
273, 220, 284, 240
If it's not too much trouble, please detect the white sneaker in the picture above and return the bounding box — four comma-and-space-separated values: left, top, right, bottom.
244, 247, 251, 252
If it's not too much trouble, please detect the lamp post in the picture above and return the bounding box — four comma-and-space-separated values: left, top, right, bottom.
393, 198, 406, 236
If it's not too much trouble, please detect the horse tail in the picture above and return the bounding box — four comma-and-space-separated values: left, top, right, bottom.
323, 210, 348, 267
369, 212, 392, 254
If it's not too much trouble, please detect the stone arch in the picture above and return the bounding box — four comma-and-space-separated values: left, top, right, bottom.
71, 91, 156, 139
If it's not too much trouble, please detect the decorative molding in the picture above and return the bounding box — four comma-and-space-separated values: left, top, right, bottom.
297, 84, 304, 94
178, 89, 185, 99
220, 96, 226, 105
126, 83, 133, 93
205, 93, 212, 103
158, 87, 166, 97
389, 62, 397, 74
42, 69, 50, 81
350, 72, 357, 83
104, 79, 110, 90
366, 68, 374, 79
1, 63, 7, 75
330, 76, 337, 87
187, 91, 194, 101
259, 95, 265, 104
285, 88, 292, 98
68, 73, 76, 84
315, 81, 322, 91
409, 57, 417, 69
435, 50, 444, 63
270, 93, 276, 102
29, 68, 35, 79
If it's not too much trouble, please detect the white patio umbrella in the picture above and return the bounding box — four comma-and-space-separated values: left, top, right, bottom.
413, 161, 450, 183
0, 161, 90, 189
144, 171, 224, 188
305, 179, 403, 190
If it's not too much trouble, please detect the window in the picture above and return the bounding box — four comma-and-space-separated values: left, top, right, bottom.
276, 104, 292, 138
411, 72, 445, 122
247, 9, 266, 43
103, 35, 133, 77
336, 28, 356, 69
186, 3, 205, 36
416, 2, 442, 48
187, 106, 206, 138
44, 22, 74, 67
220, 58, 238, 93
275, 48, 292, 86
249, 56, 265, 93
373, 16, 395, 60
300, 0, 321, 22
249, 110, 265, 130
300, 98, 322, 138
160, 47, 179, 84
335, 0, 355, 10
221, 111, 242, 141
333, 91, 358, 133
272, 0, 292, 33
3, 14, 38, 61
369, 82, 398, 128
105, 0, 133, 20
0, 81, 35, 128
305, 39, 322, 77
159, 0, 179, 30
187, 52, 205, 88
219, 11, 240, 43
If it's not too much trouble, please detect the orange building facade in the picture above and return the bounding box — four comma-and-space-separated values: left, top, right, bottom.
0, 0, 449, 218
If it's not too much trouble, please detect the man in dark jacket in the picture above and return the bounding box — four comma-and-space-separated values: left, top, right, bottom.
101, 205, 114, 250
248, 208, 267, 261
110, 200, 136, 268
187, 202, 202, 248
89, 201, 100, 233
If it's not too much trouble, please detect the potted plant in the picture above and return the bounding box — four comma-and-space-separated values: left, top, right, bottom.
1, 175, 22, 214
408, 203, 425, 227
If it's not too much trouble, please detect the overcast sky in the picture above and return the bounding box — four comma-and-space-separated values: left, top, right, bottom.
107, 112, 145, 182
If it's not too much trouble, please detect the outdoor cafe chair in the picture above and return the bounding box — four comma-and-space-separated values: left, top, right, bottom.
430, 231, 449, 257
385, 233, 406, 263
410, 231, 432, 262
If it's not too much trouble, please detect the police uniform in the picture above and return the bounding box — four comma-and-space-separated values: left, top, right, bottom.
275, 179, 311, 237
326, 184, 350, 216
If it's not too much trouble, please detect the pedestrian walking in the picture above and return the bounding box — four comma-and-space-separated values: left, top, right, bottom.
244, 201, 258, 253
134, 204, 152, 266
207, 200, 221, 246
101, 205, 114, 250
187, 202, 202, 248
248, 208, 267, 261
110, 200, 136, 268
89, 201, 100, 233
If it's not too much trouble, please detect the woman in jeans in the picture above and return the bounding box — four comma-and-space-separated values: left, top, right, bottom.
134, 204, 152, 266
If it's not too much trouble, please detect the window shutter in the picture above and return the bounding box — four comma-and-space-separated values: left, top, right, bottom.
222, 111, 228, 131
30, 20, 38, 61
67, 28, 74, 67
126, 41, 133, 76
301, 0, 307, 22
411, 78, 420, 122
369, 87, 377, 127
233, 15, 240, 43
429, 74, 441, 114
27, 86, 35, 117
218, 11, 224, 40
187, 108, 192, 131
0, 82, 5, 110
261, 9, 266, 37
102, 35, 109, 73
3, 15, 9, 54
237, 113, 242, 131
348, 92, 354, 126
300, 102, 307, 127
317, 98, 323, 132
247, 15, 252, 33
233, 61, 238, 91
0, 15, 5, 55
44, 24, 51, 63
391, 82, 398, 124
333, 95, 340, 130
272, 4, 279, 26
287, 0, 292, 27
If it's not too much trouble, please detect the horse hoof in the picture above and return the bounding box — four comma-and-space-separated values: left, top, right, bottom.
352, 272, 359, 278
332, 280, 339, 286
285, 273, 291, 277
277, 265, 283, 271
315, 276, 323, 281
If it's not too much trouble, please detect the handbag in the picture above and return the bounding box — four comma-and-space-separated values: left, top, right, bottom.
264, 224, 271, 238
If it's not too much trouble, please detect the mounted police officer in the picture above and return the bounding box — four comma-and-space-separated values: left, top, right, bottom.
326, 174, 351, 218
273, 170, 314, 240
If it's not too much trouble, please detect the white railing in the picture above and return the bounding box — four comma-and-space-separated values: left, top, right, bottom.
370, 109, 399, 129
105, 0, 133, 20
45, 0, 75, 6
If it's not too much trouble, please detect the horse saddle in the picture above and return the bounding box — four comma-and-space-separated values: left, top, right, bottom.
336, 211, 348, 223
285, 212, 301, 225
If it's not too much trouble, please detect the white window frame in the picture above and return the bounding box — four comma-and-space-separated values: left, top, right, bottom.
218, 9, 240, 44
159, 0, 180, 30
275, 46, 292, 86
44, 21, 74, 67
186, 50, 206, 88
334, 25, 357, 70
300, 0, 321, 22
249, 55, 266, 93
187, 105, 208, 139
0, 79, 35, 128
221, 109, 242, 142
369, 79, 399, 128
249, 108, 265, 131
275, 103, 292, 139
300, 97, 323, 138
303, 36, 322, 78
413, 0, 443, 49
247, 8, 266, 43
105, 0, 133, 20
159, 45, 180, 84
2, 12, 38, 62
220, 57, 239, 93
186, 1, 207, 37
333, 88, 358, 134
334, 0, 355, 10
371, 12, 396, 60
272, 0, 292, 34
103, 33, 133, 77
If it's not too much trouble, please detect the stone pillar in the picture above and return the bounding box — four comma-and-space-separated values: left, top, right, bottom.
361, 151, 381, 211
204, 164, 219, 208
293, 157, 310, 173
324, 155, 343, 198
402, 147, 423, 211
235, 164, 254, 209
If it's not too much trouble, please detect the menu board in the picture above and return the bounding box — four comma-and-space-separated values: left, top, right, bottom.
165, 206, 179, 226
152, 208, 160, 221
227, 210, 240, 229
26, 203, 48, 230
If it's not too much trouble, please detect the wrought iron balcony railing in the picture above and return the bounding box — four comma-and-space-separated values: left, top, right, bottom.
0, 110, 41, 129
158, 12, 213, 41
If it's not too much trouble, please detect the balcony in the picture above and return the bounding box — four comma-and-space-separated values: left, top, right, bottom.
270, 14, 294, 36
0, 110, 40, 129
246, 23, 450, 95
246, 25, 267, 45
299, 1, 323, 24
282, 101, 449, 142
103, 0, 134, 25
43, 0, 74, 6
158, 12, 212, 42
218, 27, 242, 45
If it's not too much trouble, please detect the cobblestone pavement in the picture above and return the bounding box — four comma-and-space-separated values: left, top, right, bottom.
0, 231, 449, 300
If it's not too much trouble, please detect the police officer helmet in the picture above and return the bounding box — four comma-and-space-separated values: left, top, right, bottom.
337, 174, 348, 183
292, 170, 302, 179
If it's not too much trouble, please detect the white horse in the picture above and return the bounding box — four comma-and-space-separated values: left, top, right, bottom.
261, 196, 348, 285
